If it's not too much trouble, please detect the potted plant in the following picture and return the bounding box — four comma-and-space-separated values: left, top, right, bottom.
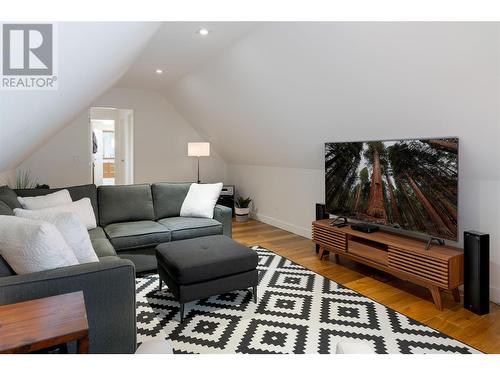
234, 196, 252, 222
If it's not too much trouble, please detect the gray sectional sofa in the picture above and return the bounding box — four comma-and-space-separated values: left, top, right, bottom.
0, 182, 232, 353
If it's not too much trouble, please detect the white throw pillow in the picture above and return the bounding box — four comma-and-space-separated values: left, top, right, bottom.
32, 198, 97, 230
14, 209, 99, 264
180, 183, 223, 219
0, 216, 79, 274
17, 189, 72, 210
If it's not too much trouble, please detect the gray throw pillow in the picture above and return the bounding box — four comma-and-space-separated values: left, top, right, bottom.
0, 255, 15, 277
0, 185, 21, 209
0, 201, 14, 215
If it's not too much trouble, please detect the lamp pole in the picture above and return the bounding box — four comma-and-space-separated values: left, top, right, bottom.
197, 157, 200, 183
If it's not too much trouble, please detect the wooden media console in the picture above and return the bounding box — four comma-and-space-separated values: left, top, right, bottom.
312, 219, 464, 310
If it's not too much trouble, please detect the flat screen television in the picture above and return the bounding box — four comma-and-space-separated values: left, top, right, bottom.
325, 137, 458, 241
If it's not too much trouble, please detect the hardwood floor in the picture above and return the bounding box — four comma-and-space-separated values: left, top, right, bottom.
233, 219, 500, 354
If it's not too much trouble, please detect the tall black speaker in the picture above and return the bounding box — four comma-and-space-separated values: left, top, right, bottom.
315, 203, 329, 253
464, 231, 489, 315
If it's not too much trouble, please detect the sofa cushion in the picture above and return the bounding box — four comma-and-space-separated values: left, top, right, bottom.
0, 185, 22, 210
104, 220, 171, 251
15, 184, 99, 223
92, 238, 117, 258
151, 183, 191, 219
156, 235, 258, 284
98, 185, 154, 226
89, 227, 117, 258
158, 217, 222, 241
0, 201, 14, 215
88, 226, 107, 240
119, 253, 157, 274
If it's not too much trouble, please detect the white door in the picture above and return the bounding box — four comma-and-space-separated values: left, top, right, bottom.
115, 109, 134, 185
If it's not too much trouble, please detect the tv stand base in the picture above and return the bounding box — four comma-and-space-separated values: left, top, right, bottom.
313, 220, 464, 310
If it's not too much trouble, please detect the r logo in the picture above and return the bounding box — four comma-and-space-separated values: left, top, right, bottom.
2, 24, 53, 75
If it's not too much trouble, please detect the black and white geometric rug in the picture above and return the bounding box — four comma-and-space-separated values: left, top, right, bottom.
136, 246, 479, 354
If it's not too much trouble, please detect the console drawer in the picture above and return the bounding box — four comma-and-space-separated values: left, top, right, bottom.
313, 225, 347, 252
388, 246, 449, 288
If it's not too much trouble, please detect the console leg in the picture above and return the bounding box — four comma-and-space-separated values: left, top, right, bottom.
451, 288, 461, 303
429, 286, 443, 310
159, 278, 162, 291
252, 286, 257, 303
315, 244, 320, 254
318, 246, 326, 260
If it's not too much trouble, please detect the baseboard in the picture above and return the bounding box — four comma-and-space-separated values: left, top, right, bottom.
491, 286, 500, 304
250, 212, 312, 239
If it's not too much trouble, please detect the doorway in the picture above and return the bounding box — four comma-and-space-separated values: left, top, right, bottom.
90, 107, 134, 186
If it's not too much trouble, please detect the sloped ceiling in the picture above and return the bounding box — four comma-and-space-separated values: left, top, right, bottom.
117, 22, 257, 90
162, 22, 498, 170
4, 22, 498, 176
0, 22, 160, 172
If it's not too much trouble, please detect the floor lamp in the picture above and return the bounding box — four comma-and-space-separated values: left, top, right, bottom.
188, 142, 210, 183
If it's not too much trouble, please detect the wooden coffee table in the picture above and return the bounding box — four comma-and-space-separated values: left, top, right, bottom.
0, 291, 89, 354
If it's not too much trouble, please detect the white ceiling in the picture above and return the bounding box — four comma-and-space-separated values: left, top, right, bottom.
116, 22, 258, 90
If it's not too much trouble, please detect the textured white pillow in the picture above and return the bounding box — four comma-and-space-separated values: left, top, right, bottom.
17, 189, 72, 210
14, 209, 99, 264
0, 216, 79, 274
180, 183, 223, 219
34, 198, 97, 230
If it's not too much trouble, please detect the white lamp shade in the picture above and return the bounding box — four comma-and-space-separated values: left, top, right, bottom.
188, 142, 210, 157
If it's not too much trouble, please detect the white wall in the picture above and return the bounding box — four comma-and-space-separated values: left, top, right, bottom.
19, 87, 226, 187
226, 164, 324, 238
0, 170, 15, 186
166, 23, 500, 302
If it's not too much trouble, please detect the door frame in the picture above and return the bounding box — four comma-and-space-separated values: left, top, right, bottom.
88, 107, 134, 186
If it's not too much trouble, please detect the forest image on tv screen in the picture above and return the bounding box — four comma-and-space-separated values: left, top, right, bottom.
325, 138, 458, 240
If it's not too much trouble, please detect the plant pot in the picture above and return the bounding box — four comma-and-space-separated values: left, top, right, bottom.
235, 207, 250, 222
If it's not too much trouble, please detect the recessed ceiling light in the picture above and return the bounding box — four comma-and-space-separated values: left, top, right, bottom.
197, 28, 210, 36
155, 69, 163, 74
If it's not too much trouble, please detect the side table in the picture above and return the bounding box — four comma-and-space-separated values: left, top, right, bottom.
0, 291, 89, 354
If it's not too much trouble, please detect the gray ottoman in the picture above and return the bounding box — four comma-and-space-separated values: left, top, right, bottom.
156, 235, 258, 322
